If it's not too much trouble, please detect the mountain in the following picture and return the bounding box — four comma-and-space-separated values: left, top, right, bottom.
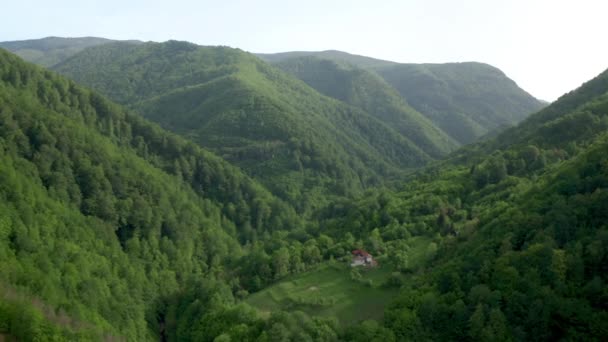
2, 38, 607, 341
51, 41, 443, 209
274, 56, 458, 158
450, 67, 608, 166
374, 62, 546, 144
317, 66, 608, 340
495, 67, 608, 149
256, 50, 396, 69
0, 36, 140, 67
0, 48, 303, 339
1, 39, 545, 148
260, 50, 545, 145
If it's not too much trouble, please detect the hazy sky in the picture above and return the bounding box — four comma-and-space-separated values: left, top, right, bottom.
3, 0, 608, 101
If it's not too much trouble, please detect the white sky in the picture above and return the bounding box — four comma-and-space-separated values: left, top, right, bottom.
3, 0, 608, 101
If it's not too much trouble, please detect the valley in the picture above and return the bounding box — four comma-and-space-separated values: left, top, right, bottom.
0, 35, 606, 341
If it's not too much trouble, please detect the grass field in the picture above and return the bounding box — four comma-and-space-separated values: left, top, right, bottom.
245, 236, 433, 326
245, 261, 397, 326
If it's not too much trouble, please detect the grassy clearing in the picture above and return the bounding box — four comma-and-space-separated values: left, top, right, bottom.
245, 236, 434, 326
245, 261, 397, 326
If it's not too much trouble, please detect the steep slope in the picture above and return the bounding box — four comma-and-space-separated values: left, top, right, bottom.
260, 50, 545, 145
375, 62, 545, 144
493, 67, 608, 149
275, 56, 458, 158
157, 65, 608, 340
52, 41, 433, 208
2, 42, 607, 341
315, 66, 608, 340
0, 49, 300, 339
0, 36, 138, 67
451, 67, 608, 166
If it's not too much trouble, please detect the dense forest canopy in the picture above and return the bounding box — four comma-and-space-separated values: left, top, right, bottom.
260, 51, 545, 145
0, 37, 606, 341
0, 37, 140, 68
50, 41, 443, 212
274, 56, 458, 158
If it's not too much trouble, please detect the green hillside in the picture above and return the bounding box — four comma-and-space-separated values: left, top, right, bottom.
1, 38, 607, 341
261, 50, 545, 145
52, 41, 435, 209
315, 66, 608, 340
375, 62, 545, 144
0, 36, 138, 68
245, 235, 431, 326
494, 67, 608, 149
245, 262, 397, 325
275, 56, 458, 158
0, 48, 306, 340
257, 50, 396, 69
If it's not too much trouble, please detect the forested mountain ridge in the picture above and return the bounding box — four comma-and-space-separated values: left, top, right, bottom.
0, 48, 311, 339
1, 37, 607, 341
51, 40, 439, 210
451, 66, 608, 166
260, 50, 545, 145
274, 56, 458, 158
256, 50, 397, 69
1, 38, 544, 147
0, 36, 140, 68
494, 67, 608, 149
375, 62, 546, 144
315, 66, 608, 340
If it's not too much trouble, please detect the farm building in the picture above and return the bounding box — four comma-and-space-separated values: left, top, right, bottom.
350, 249, 376, 267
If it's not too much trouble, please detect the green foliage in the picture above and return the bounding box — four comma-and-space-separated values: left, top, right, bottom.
0, 36, 132, 67
342, 320, 396, 342
0, 48, 303, 340
51, 41, 433, 211
245, 263, 397, 326
261, 50, 544, 145
275, 56, 457, 158
477, 68, 608, 154
0, 283, 109, 340
375, 62, 545, 144
323, 66, 608, 340
257, 50, 397, 69
1, 41, 607, 341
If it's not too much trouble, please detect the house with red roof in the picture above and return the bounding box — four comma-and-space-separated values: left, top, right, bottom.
350, 249, 376, 267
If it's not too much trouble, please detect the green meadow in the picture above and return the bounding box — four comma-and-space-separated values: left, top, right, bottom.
245, 262, 398, 326
245, 236, 434, 326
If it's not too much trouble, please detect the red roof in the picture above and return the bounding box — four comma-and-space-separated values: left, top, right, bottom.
352, 249, 371, 257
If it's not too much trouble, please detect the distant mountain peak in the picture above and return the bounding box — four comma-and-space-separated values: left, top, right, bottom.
0, 36, 141, 67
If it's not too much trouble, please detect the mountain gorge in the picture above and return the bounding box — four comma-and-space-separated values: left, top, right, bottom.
0, 36, 606, 341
